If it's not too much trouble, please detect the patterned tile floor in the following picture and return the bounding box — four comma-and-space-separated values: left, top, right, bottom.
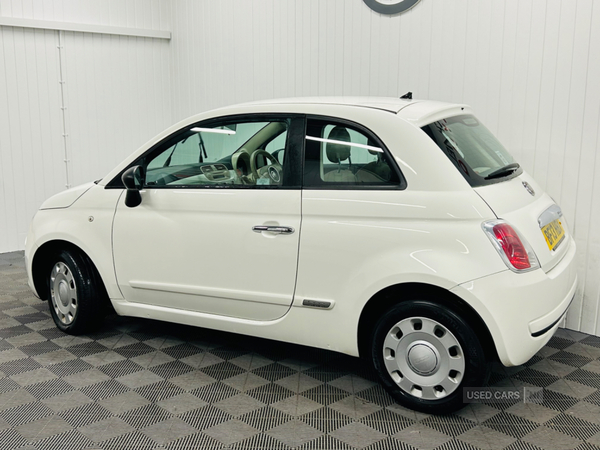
1, 251, 600, 450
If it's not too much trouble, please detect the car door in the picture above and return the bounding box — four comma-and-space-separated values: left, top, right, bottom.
295, 117, 407, 309
112, 115, 304, 321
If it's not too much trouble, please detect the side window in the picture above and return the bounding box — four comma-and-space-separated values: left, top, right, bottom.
145, 120, 289, 187
303, 119, 400, 187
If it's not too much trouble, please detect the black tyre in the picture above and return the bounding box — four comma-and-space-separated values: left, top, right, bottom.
371, 300, 489, 414
47, 249, 106, 335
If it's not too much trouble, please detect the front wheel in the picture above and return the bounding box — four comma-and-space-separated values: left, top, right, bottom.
371, 301, 489, 414
48, 249, 106, 335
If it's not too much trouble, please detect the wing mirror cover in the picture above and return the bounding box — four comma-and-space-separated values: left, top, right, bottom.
121, 165, 145, 208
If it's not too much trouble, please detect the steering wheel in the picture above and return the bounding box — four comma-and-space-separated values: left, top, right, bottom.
250, 150, 283, 185
231, 152, 255, 185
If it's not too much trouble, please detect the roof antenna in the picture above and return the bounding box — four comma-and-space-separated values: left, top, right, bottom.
400, 92, 413, 100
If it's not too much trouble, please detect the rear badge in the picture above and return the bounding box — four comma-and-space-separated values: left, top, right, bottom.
523, 181, 535, 196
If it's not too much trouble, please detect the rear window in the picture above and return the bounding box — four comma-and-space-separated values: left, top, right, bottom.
421, 114, 522, 187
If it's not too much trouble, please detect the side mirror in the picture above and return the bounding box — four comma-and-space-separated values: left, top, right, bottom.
121, 165, 144, 208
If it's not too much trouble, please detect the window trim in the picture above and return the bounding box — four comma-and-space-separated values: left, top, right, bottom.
106, 113, 305, 190
302, 115, 407, 190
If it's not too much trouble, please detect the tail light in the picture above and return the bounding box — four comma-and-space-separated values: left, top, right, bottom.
482, 220, 540, 272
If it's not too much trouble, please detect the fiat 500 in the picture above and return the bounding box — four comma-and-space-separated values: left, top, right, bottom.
25, 97, 577, 413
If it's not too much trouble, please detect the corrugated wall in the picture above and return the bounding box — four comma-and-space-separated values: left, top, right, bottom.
0, 25, 64, 256
0, 0, 172, 251
1, 0, 599, 336
168, 0, 600, 335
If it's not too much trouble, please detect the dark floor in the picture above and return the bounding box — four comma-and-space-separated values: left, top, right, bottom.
1, 251, 600, 450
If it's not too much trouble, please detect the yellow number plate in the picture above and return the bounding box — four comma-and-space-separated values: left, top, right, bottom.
541, 219, 565, 251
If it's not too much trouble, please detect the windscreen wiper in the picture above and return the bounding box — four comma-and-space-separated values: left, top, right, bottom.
164, 142, 179, 167
485, 163, 520, 180
198, 133, 207, 163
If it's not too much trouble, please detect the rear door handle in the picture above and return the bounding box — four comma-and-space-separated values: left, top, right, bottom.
252, 225, 295, 235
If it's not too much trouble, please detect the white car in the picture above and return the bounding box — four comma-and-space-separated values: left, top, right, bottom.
25, 96, 578, 413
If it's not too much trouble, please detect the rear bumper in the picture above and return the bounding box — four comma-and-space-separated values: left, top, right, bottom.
529, 283, 575, 337
451, 237, 577, 367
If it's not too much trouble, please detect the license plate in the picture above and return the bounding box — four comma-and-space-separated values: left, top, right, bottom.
541, 219, 565, 251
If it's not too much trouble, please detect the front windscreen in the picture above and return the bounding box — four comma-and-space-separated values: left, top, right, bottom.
421, 114, 522, 187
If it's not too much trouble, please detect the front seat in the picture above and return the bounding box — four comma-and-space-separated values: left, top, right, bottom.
323, 127, 356, 182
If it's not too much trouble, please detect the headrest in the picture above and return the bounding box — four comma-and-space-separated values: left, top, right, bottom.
326, 127, 351, 163
367, 138, 381, 156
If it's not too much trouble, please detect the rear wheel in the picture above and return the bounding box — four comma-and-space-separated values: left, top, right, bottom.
371, 300, 489, 414
48, 249, 106, 335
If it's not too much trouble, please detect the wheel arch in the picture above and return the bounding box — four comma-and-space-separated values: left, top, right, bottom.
357, 282, 499, 362
31, 240, 108, 303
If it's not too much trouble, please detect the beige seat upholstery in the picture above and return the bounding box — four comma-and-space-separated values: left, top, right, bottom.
355, 139, 393, 183
323, 127, 356, 182
355, 156, 392, 182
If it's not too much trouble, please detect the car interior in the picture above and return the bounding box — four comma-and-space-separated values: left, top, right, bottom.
304, 120, 399, 186
143, 118, 400, 188
144, 120, 288, 187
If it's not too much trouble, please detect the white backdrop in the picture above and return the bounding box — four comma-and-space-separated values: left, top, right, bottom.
1, 0, 599, 336
0, 0, 172, 252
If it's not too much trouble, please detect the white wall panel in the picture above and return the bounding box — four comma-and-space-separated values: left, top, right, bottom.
0, 0, 171, 252
167, 0, 600, 335
0, 26, 65, 254
1, 0, 599, 336
0, 0, 169, 30
61, 31, 171, 187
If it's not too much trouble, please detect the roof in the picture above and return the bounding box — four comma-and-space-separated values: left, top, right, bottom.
243, 96, 415, 113
98, 96, 472, 186
242, 96, 471, 126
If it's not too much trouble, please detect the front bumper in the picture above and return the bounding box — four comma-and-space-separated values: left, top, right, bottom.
451, 237, 578, 367
24, 225, 41, 299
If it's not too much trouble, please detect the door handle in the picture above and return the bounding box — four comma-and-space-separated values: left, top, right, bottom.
252, 225, 295, 235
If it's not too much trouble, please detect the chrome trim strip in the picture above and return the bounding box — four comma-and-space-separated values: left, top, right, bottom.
302, 299, 332, 309
252, 225, 295, 234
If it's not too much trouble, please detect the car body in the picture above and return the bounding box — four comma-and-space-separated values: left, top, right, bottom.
25, 97, 578, 413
